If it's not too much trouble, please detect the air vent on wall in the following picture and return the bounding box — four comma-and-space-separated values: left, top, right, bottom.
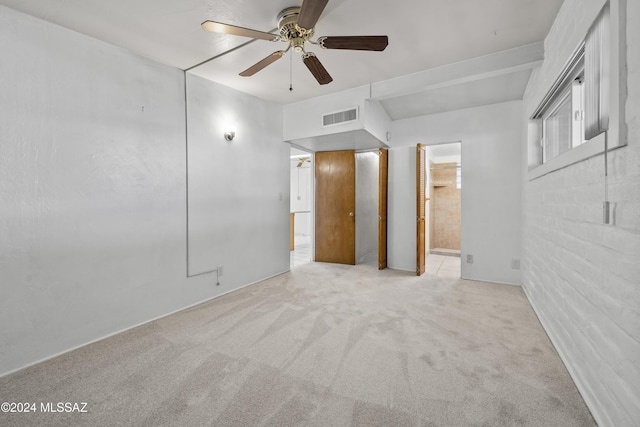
322, 107, 358, 127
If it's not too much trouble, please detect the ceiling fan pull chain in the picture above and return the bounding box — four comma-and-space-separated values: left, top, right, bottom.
290, 50, 294, 92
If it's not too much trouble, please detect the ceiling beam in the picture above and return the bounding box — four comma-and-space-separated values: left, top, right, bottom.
371, 42, 544, 101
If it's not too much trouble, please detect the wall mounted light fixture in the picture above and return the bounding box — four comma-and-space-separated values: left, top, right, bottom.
224, 131, 235, 142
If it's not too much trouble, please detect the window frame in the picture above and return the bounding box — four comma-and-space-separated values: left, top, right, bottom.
527, 0, 625, 181
539, 60, 586, 163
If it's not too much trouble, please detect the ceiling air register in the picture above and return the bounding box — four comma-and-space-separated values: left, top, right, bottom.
322, 107, 358, 127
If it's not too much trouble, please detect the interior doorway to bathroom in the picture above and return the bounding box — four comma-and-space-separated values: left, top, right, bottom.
424, 142, 461, 277
429, 144, 461, 256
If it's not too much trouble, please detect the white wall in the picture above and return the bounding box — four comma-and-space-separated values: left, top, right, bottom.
390, 102, 523, 284
283, 86, 369, 141
186, 74, 289, 279
356, 152, 379, 264
521, 0, 640, 425
387, 146, 417, 272
0, 6, 288, 376
283, 87, 391, 153
363, 99, 393, 145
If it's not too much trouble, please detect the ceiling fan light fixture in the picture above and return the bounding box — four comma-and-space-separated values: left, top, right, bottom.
290, 37, 306, 52
201, 0, 388, 86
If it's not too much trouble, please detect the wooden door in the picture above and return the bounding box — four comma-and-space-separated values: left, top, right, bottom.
416, 144, 426, 276
315, 150, 356, 265
378, 148, 388, 270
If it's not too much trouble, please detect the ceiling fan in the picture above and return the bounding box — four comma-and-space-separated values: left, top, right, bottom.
201, 0, 388, 85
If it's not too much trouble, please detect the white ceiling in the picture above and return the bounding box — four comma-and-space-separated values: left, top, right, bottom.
1, 0, 564, 119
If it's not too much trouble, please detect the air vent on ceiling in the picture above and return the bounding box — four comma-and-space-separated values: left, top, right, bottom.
322, 107, 358, 127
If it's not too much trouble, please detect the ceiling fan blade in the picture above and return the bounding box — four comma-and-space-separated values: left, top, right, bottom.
201, 21, 278, 41
303, 53, 333, 85
297, 0, 329, 30
319, 35, 389, 51
239, 51, 285, 77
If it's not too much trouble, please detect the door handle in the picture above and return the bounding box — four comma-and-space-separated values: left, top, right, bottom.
349, 212, 354, 217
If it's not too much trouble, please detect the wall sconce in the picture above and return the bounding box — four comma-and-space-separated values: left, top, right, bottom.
224, 131, 235, 142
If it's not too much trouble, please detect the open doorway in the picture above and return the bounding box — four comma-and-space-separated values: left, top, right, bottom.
424, 142, 462, 277
314, 149, 382, 267
291, 146, 387, 270
290, 147, 313, 268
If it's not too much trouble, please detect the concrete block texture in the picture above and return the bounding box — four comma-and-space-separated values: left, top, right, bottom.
522, 0, 640, 426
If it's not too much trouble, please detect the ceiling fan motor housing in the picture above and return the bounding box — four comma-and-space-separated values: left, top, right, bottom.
278, 7, 313, 51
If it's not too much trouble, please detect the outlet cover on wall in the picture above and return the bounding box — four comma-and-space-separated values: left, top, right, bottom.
511, 259, 521, 269
217, 265, 224, 277
466, 255, 473, 264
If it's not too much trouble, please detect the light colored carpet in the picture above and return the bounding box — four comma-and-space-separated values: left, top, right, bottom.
0, 262, 595, 426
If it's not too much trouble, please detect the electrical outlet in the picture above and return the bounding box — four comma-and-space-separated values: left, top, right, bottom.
511, 259, 521, 269
217, 265, 223, 277
466, 254, 474, 264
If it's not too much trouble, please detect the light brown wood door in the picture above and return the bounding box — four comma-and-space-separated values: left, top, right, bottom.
315, 150, 356, 265
378, 148, 388, 270
416, 144, 426, 276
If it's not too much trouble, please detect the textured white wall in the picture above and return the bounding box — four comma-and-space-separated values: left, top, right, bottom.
0, 6, 288, 376
390, 102, 523, 284
186, 73, 289, 279
283, 86, 368, 141
521, 0, 640, 425
356, 152, 379, 264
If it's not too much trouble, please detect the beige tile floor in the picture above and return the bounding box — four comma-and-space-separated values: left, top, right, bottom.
290, 234, 312, 268
425, 253, 461, 278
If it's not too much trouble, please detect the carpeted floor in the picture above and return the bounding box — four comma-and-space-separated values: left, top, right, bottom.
0, 261, 596, 426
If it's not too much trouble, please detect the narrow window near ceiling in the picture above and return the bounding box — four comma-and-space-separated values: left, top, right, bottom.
532, 46, 585, 164
456, 164, 461, 189
528, 1, 617, 178
584, 2, 610, 139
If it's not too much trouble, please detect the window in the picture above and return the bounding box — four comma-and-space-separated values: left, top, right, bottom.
527, 1, 622, 179
533, 46, 586, 164
540, 60, 585, 163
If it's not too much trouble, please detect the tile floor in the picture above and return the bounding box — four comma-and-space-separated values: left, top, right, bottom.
290, 234, 312, 268
292, 235, 461, 278
425, 253, 461, 278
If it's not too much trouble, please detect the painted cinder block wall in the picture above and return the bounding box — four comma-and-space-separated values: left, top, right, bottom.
521, 0, 640, 425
